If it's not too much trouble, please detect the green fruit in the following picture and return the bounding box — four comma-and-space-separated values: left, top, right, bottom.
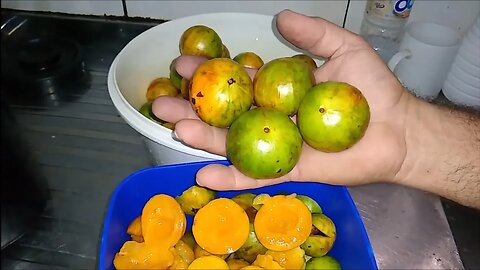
179, 25, 223, 59
297, 81, 370, 152
180, 78, 190, 100
175, 185, 216, 215
226, 108, 303, 179
181, 231, 196, 250
296, 195, 323, 214
292, 54, 317, 72
252, 193, 271, 210
221, 44, 231, 58
232, 193, 256, 210
235, 223, 268, 263
233, 52, 264, 69
139, 102, 164, 124
169, 58, 183, 89
146, 77, 179, 102
305, 256, 341, 270
253, 57, 314, 116
301, 214, 336, 257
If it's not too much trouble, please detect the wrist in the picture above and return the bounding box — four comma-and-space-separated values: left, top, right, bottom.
393, 94, 432, 186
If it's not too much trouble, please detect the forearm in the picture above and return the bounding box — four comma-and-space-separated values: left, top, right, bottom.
396, 94, 480, 208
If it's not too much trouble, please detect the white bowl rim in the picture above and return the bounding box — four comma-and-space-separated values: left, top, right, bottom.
108, 12, 285, 160
108, 57, 227, 160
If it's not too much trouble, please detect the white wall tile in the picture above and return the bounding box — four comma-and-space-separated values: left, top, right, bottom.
125, 1, 348, 26
345, 0, 480, 35
1, 0, 124, 16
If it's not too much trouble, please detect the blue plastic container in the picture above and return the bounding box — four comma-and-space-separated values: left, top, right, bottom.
98, 161, 377, 270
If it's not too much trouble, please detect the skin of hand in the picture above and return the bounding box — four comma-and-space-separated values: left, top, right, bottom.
153, 10, 480, 208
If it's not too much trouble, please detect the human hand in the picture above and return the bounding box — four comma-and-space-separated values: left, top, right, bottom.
152, 9, 412, 190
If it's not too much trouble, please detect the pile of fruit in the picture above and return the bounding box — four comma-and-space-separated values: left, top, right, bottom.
138, 24, 370, 179
113, 185, 342, 269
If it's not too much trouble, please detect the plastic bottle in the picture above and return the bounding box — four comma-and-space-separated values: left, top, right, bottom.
360, 0, 415, 62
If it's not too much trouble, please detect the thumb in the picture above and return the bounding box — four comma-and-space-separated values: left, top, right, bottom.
275, 9, 367, 59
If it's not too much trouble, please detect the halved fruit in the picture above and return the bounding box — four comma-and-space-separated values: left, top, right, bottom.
265, 246, 306, 270
193, 198, 250, 255
141, 194, 186, 246
127, 215, 143, 242
113, 241, 175, 269
254, 195, 312, 251
187, 255, 229, 270
252, 254, 285, 269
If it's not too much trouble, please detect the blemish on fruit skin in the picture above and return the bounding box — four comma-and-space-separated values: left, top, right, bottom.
191, 97, 196, 105
263, 127, 270, 133
196, 92, 204, 97
319, 107, 325, 113
227, 78, 236, 85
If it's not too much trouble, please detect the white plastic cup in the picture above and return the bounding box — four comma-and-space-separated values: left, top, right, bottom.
388, 22, 461, 100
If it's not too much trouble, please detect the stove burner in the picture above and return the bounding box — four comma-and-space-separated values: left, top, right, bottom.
1, 35, 88, 106
17, 38, 63, 73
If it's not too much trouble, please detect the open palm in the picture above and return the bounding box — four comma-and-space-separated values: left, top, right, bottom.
153, 10, 411, 190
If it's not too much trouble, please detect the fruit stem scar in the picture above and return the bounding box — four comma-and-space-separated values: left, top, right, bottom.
263, 127, 270, 133
319, 107, 325, 113
227, 78, 236, 85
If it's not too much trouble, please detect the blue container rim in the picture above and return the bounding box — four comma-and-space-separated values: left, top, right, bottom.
97, 160, 378, 269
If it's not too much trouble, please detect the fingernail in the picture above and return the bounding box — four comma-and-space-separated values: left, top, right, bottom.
171, 130, 182, 142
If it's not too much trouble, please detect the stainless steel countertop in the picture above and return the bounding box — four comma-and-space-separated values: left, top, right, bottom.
0, 9, 469, 270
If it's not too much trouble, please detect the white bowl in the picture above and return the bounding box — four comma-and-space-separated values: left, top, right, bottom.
108, 13, 312, 165
442, 80, 480, 108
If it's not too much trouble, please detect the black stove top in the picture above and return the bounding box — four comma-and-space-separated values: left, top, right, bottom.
0, 9, 163, 269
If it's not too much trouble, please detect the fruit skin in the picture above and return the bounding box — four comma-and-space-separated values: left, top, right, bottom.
175, 185, 216, 215
170, 59, 183, 89
305, 256, 341, 270
297, 81, 370, 152
227, 258, 250, 270
253, 57, 314, 116
190, 58, 253, 128
179, 25, 223, 59
236, 223, 268, 263
226, 108, 302, 179
180, 78, 190, 100
234, 52, 264, 69
292, 54, 317, 72
146, 77, 179, 102
231, 193, 256, 210
221, 44, 231, 58
296, 195, 322, 214
139, 102, 165, 124
301, 214, 337, 257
